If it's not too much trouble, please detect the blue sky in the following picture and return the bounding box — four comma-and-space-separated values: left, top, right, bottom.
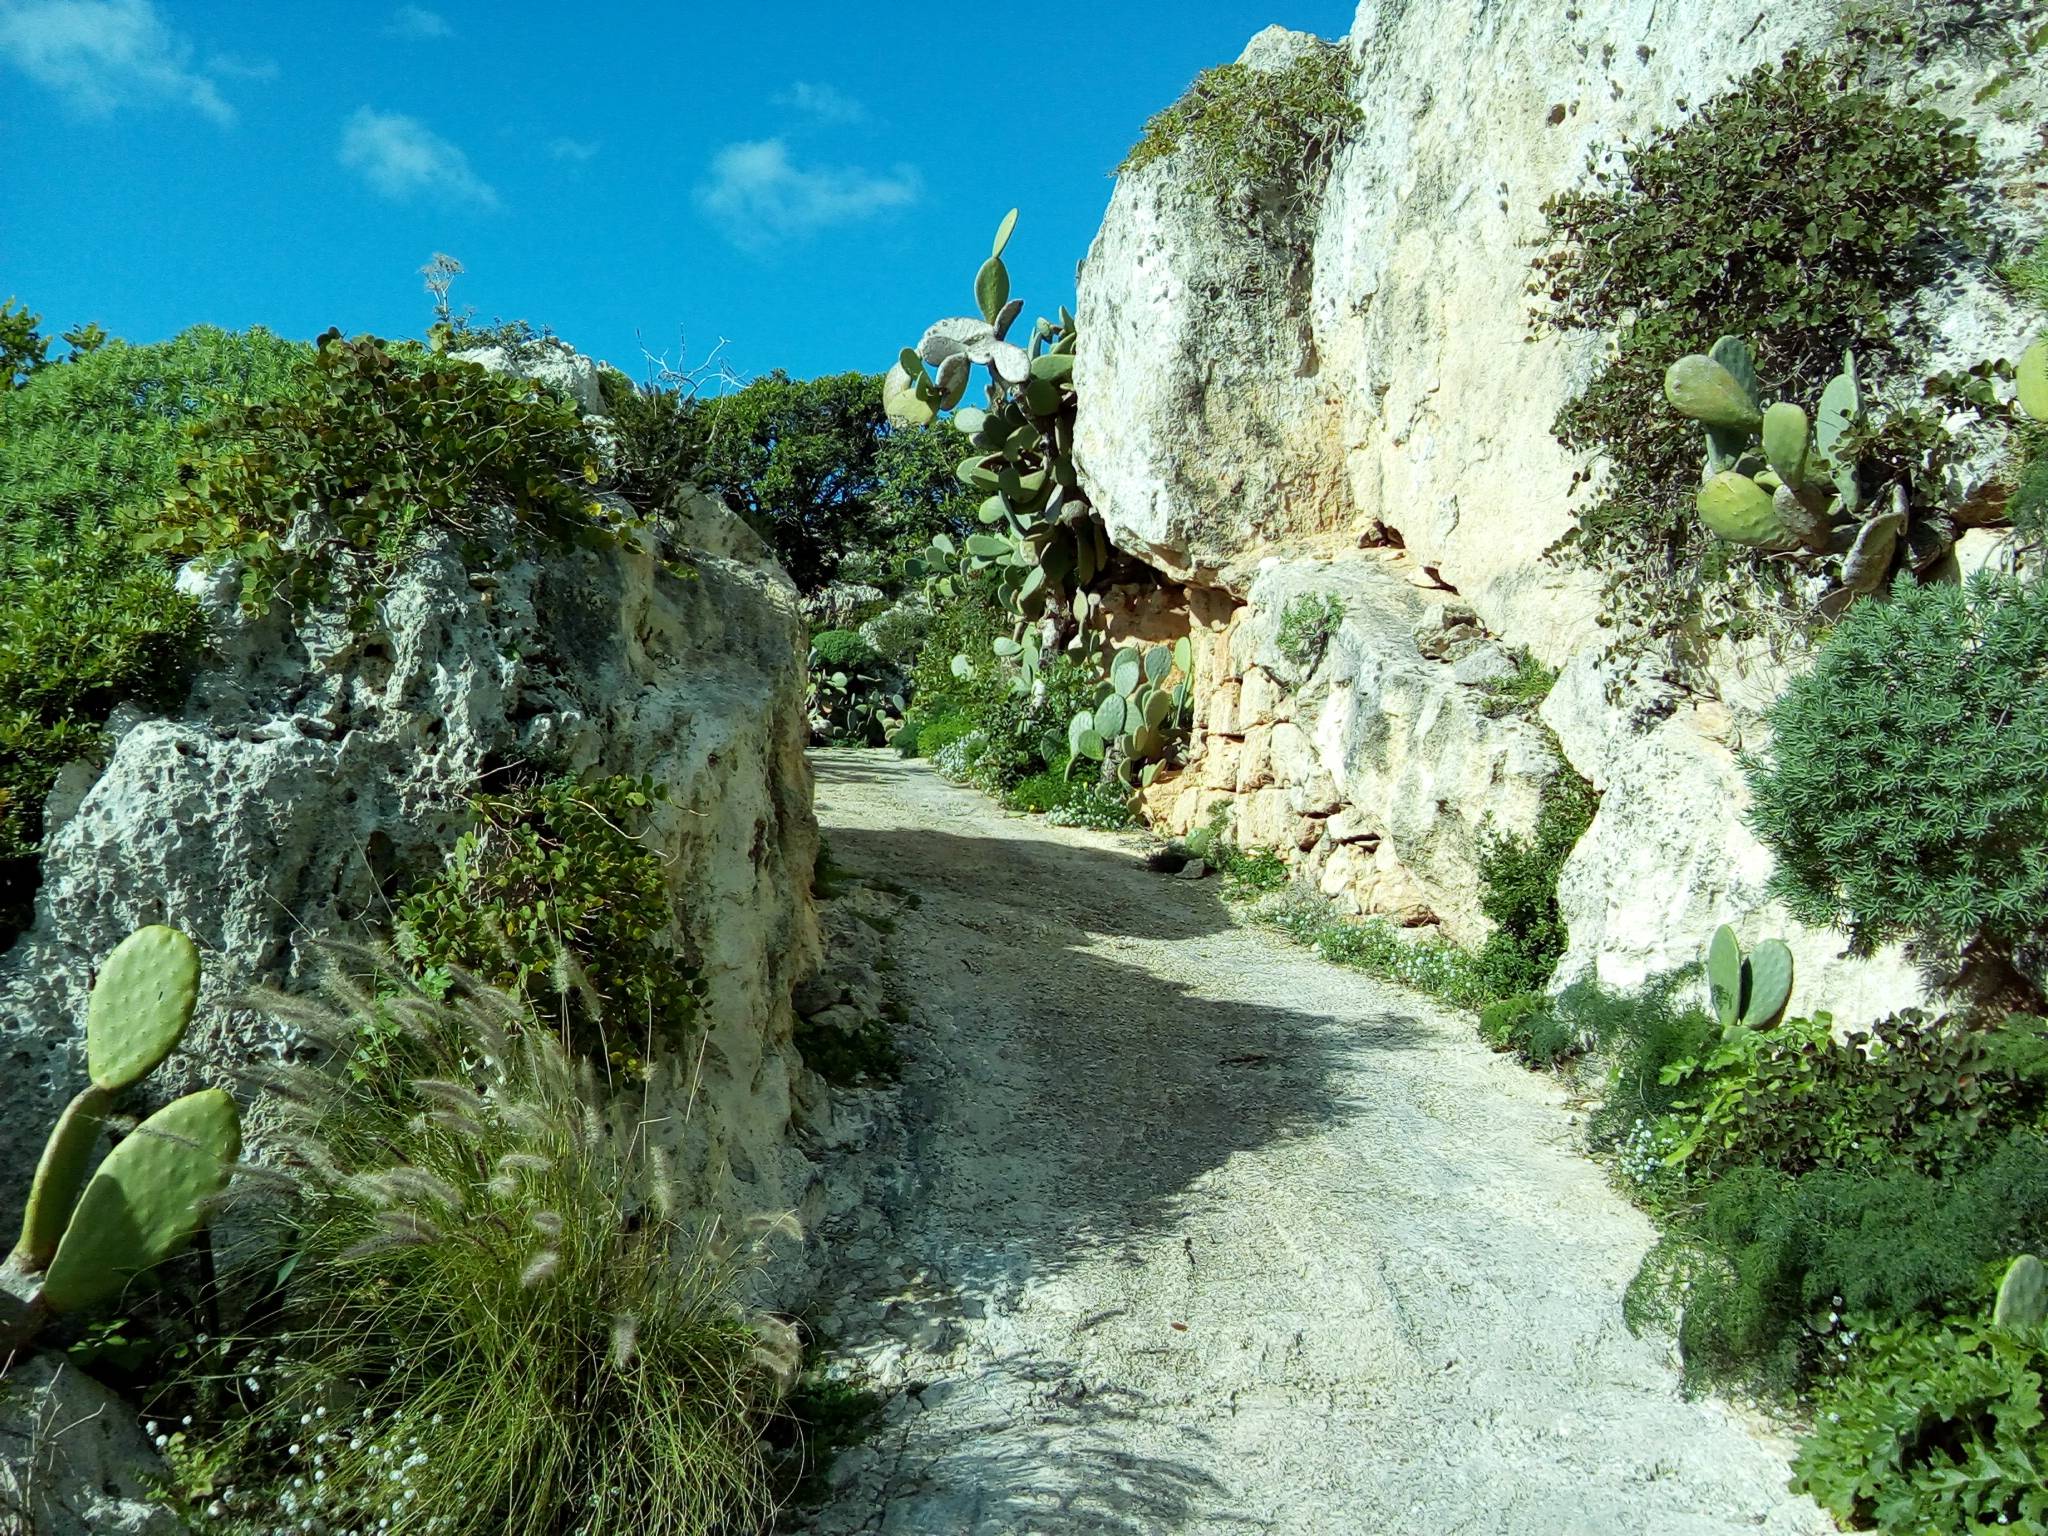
0, 0, 1355, 388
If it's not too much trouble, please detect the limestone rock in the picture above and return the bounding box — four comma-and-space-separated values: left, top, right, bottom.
451, 335, 608, 416
0, 1355, 180, 1536
1073, 28, 1353, 589
0, 488, 822, 1253
1075, 3, 2042, 1015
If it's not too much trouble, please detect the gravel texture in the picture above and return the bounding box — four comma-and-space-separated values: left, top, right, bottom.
799, 750, 1832, 1536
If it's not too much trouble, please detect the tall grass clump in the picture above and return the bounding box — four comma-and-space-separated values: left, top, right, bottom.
178, 952, 790, 1536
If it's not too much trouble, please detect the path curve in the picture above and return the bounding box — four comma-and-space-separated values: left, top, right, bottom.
802, 750, 1831, 1536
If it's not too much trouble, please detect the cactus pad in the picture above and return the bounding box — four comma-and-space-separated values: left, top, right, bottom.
1995, 1254, 2048, 1330
86, 925, 201, 1094
40, 1088, 240, 1316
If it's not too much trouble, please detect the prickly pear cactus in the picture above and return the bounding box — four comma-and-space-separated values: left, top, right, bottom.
1705, 923, 1794, 1031
1663, 338, 1954, 611
885, 210, 1111, 650
1, 927, 239, 1354
1995, 1254, 2048, 1330
2019, 338, 2047, 422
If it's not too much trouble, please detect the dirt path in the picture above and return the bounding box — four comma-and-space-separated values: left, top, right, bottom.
800, 750, 1831, 1536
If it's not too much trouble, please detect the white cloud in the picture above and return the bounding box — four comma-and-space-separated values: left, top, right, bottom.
0, 0, 235, 122
697, 139, 917, 245
547, 136, 597, 163
339, 107, 496, 207
206, 51, 276, 81
773, 81, 865, 125
385, 5, 450, 39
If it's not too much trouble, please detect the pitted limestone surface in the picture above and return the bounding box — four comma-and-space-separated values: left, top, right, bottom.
801, 749, 1832, 1536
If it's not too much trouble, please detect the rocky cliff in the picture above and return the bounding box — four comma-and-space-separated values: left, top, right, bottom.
0, 385, 822, 1247
1077, 2, 2044, 1021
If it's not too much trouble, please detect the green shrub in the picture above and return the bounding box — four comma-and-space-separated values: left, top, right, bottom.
1005, 765, 1078, 814
1119, 41, 1360, 213
146, 331, 608, 615
174, 972, 783, 1536
1792, 1318, 2048, 1534
810, 628, 877, 669
1468, 766, 1598, 999
0, 325, 311, 939
1478, 991, 1596, 1067
601, 375, 700, 511
1044, 779, 1138, 831
1577, 976, 1724, 1155
1627, 1133, 2048, 1396
1253, 890, 1495, 1009
1481, 652, 1558, 709
1274, 591, 1346, 671
1663, 1011, 2048, 1179
395, 774, 695, 1073
1217, 844, 1290, 899
1534, 50, 1981, 640
1744, 575, 2048, 965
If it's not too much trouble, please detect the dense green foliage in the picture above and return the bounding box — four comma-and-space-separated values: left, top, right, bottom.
1744, 575, 2048, 965
148, 332, 609, 615
676, 370, 975, 591
0, 326, 311, 938
808, 629, 905, 746
0, 297, 49, 388
1469, 767, 1599, 1001
1793, 1319, 2048, 1534
395, 774, 697, 1073
1119, 42, 1360, 213
1535, 51, 1981, 640
169, 974, 781, 1536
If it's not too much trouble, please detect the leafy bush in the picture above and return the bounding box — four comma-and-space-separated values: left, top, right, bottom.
146, 332, 608, 615
0, 296, 48, 388
1792, 1319, 2048, 1534
601, 373, 701, 512
1217, 844, 1289, 899
1579, 974, 1723, 1154
1627, 1133, 2048, 1396
395, 774, 695, 1072
1119, 41, 1359, 214
174, 969, 785, 1536
1663, 1011, 2048, 1179
1744, 575, 2048, 966
1478, 991, 1596, 1067
1468, 766, 1598, 999
811, 628, 876, 670
1534, 50, 1981, 639
1274, 592, 1345, 671
1252, 889, 1496, 1009
0, 325, 311, 939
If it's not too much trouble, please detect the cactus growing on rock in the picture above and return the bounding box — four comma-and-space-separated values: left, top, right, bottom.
1662, 338, 1955, 606
1065, 637, 1195, 787
1, 926, 240, 1353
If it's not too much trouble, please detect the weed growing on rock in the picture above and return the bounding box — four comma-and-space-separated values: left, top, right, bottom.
147, 331, 610, 616
1469, 765, 1597, 999
396, 773, 699, 1073
165, 961, 788, 1536
1119, 40, 1360, 216
1274, 591, 1345, 672
1480, 651, 1558, 709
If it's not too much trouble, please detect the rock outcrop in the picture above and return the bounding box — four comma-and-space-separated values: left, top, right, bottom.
0, 476, 821, 1245
1077, 2, 2044, 1020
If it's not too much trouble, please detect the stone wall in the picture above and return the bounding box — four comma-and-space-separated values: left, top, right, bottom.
1077, 2, 2044, 1023
0, 481, 823, 1243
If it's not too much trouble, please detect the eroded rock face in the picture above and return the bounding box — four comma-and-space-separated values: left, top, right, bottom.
1079, 2, 2043, 1020
0, 487, 821, 1242
1140, 557, 1558, 943
0, 1355, 180, 1536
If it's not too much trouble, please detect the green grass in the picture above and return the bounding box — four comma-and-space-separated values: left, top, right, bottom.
1481, 652, 1559, 708
164, 959, 787, 1536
